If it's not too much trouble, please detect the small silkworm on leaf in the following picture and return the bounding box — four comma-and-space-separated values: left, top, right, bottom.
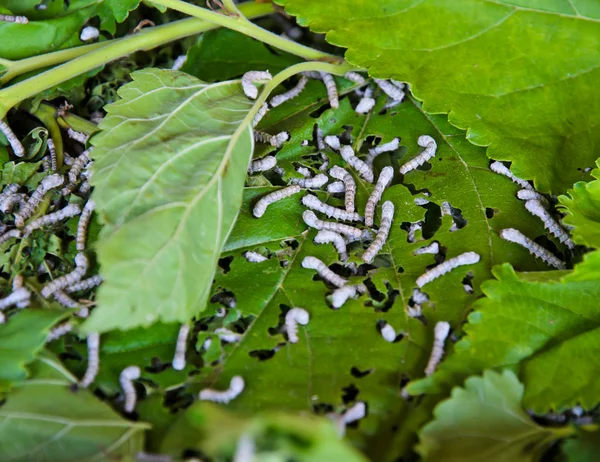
244, 251, 268, 263
67, 128, 89, 145
289, 173, 328, 189
411, 288, 429, 305
253, 131, 289, 148
327, 181, 345, 193
0, 287, 30, 310
302, 210, 362, 239
524, 199, 574, 249
319, 72, 339, 108
270, 76, 308, 107
252, 103, 269, 127
53, 290, 82, 309
374, 79, 405, 101
296, 166, 312, 177
41, 252, 89, 298
76, 199, 95, 251
324, 135, 341, 151
215, 327, 242, 343
407, 222, 423, 243
253, 185, 301, 218
80, 26, 99, 41
241, 70, 272, 99
489, 161, 532, 190
355, 97, 376, 115
366, 138, 400, 166
11, 275, 29, 309
329, 284, 358, 308
47, 138, 58, 171
0, 120, 25, 157
80, 332, 100, 388
302, 195, 362, 222
415, 252, 480, 288
47, 322, 73, 342
340, 145, 374, 182
120, 366, 141, 413
301, 255, 348, 287
399, 135, 437, 175
516, 189, 549, 207
362, 201, 394, 263
172, 324, 190, 371
424, 322, 451, 376
0, 14, 28, 23
233, 434, 255, 462
365, 166, 394, 227
248, 156, 277, 174
331, 401, 367, 437
413, 241, 440, 255
66, 275, 102, 293
344, 72, 366, 85
0, 229, 21, 245
199, 376, 245, 403
16, 173, 65, 227
314, 230, 348, 261
329, 166, 356, 212
24, 203, 82, 236
500, 228, 566, 269
380, 322, 397, 342
171, 54, 187, 70
285, 307, 310, 343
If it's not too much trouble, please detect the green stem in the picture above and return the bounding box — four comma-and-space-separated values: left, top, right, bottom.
149, 0, 341, 63
0, 1, 274, 114
30, 104, 64, 168
55, 110, 99, 136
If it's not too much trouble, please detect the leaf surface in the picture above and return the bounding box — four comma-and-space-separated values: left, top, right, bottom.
562, 428, 600, 462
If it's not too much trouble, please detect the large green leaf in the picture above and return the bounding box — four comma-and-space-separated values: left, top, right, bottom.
0, 351, 149, 461
275, 0, 600, 194
96, 0, 141, 33
562, 428, 600, 462
417, 370, 567, 462
84, 68, 255, 333
407, 251, 600, 413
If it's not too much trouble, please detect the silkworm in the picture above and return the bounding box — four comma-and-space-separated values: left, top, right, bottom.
366, 138, 400, 166
327, 181, 345, 193
302, 210, 362, 239
302, 195, 361, 222
289, 173, 328, 189
355, 97, 376, 115
344, 72, 366, 85
302, 71, 322, 79
171, 54, 187, 70
172, 324, 190, 371
489, 161, 532, 189
424, 322, 451, 376
215, 327, 242, 343
80, 26, 99, 41
374, 79, 405, 101
11, 275, 29, 308
0, 312, 5, 323
285, 307, 310, 343
301, 256, 348, 287
120, 366, 141, 413
75, 199, 95, 252
0, 183, 20, 213
0, 229, 21, 245
300, 140, 310, 147
53, 290, 82, 309
243, 251, 268, 263
270, 76, 308, 107
15, 174, 65, 227
233, 434, 255, 462
199, 376, 245, 403
47, 322, 73, 342
80, 332, 100, 388
319, 72, 339, 108
340, 145, 374, 182
330, 284, 358, 308
62, 152, 92, 195
253, 131, 289, 148
47, 138, 58, 171
383, 98, 403, 110
241, 71, 272, 99
411, 288, 429, 305
414, 197, 430, 206
362, 201, 394, 263
316, 128, 326, 151
329, 166, 356, 212
500, 228, 566, 269
365, 166, 393, 227
524, 200, 574, 249
0, 120, 25, 157
407, 305, 423, 319
399, 135, 437, 175
380, 322, 397, 342
0, 14, 28, 24
416, 252, 481, 288
333, 401, 367, 437
67, 128, 89, 145
314, 230, 348, 261
41, 252, 88, 298
24, 203, 82, 236
252, 103, 269, 127
324, 135, 341, 151
248, 156, 277, 174
516, 189, 549, 207
0, 193, 25, 214
0, 287, 30, 310
413, 241, 440, 255
407, 222, 422, 243
65, 275, 103, 293
253, 185, 301, 218
296, 166, 312, 177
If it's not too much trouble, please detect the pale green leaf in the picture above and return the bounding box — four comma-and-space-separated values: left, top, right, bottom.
84, 69, 254, 332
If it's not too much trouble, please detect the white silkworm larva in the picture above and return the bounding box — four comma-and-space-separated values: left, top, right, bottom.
366, 138, 400, 166
253, 185, 301, 218
241, 71, 272, 99
374, 79, 405, 101
252, 103, 269, 127
365, 166, 393, 227
199, 376, 245, 403
120, 366, 141, 413
489, 161, 533, 189
68, 150, 92, 186
414, 198, 429, 206
399, 135, 437, 175
362, 201, 394, 263
413, 241, 440, 255
47, 322, 73, 342
47, 138, 58, 171
171, 54, 187, 70
253, 131, 289, 148
270, 76, 309, 107
329, 166, 356, 213
41, 252, 88, 298
15, 174, 65, 227
314, 230, 348, 261
340, 145, 374, 183
67, 128, 89, 145
285, 307, 310, 343
0, 193, 25, 214
243, 251, 268, 263
0, 229, 21, 245
407, 305, 423, 319
0, 312, 5, 323
500, 228, 566, 269
296, 166, 312, 177
302, 195, 362, 222
333, 401, 367, 437
80, 332, 100, 388
319, 72, 339, 109
65, 275, 103, 293
0, 14, 28, 23
416, 252, 481, 288
327, 181, 345, 193
24, 203, 82, 236
215, 327, 242, 343
302, 210, 362, 239
524, 200, 575, 249
344, 72, 366, 85
302, 256, 348, 287
380, 322, 397, 342
330, 284, 358, 309
407, 222, 422, 243
516, 189, 549, 207
0, 120, 25, 157
76, 199, 94, 252
424, 322, 451, 376
248, 156, 277, 174
289, 173, 328, 189
172, 324, 190, 371
233, 434, 255, 462
12, 275, 29, 308
53, 290, 82, 309
355, 97, 376, 115
0, 287, 30, 310
80, 26, 99, 41
411, 288, 429, 305
324, 135, 341, 151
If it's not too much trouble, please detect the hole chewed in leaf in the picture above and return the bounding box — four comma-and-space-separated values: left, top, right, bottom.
350, 367, 373, 379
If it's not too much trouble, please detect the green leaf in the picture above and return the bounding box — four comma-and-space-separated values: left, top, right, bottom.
0, 351, 149, 461
160, 402, 368, 462
97, 0, 141, 34
275, 0, 600, 193
182, 28, 302, 82
84, 69, 254, 333
562, 428, 600, 462
417, 370, 567, 462
0, 309, 66, 391
407, 251, 600, 412
559, 160, 600, 248
1, 160, 42, 186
